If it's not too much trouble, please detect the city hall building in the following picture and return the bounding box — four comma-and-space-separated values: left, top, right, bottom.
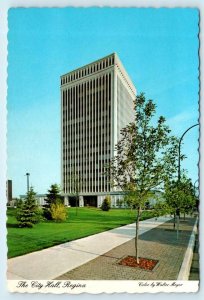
61, 53, 136, 207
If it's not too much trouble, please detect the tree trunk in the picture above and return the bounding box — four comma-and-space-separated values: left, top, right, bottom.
184, 211, 186, 220
173, 212, 176, 229
135, 206, 141, 264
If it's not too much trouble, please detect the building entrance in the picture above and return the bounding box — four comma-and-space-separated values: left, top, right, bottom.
68, 196, 79, 207
83, 196, 97, 207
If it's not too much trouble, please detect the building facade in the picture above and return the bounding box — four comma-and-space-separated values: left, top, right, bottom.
61, 53, 136, 207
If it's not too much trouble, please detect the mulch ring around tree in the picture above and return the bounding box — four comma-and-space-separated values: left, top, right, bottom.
118, 256, 159, 271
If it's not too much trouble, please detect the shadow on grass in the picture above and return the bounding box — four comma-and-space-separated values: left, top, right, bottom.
7, 223, 19, 228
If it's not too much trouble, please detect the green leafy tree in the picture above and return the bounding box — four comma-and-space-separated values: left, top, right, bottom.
116, 198, 123, 208
16, 187, 39, 228
153, 199, 170, 219
44, 184, 63, 220
164, 175, 196, 226
108, 93, 178, 263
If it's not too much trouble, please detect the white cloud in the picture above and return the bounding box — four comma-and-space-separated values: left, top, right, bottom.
167, 109, 198, 135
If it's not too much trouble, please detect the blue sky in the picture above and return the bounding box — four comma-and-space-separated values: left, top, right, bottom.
7, 8, 199, 197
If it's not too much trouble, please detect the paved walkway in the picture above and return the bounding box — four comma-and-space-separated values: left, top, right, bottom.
7, 217, 170, 280
7, 215, 197, 281
56, 216, 197, 280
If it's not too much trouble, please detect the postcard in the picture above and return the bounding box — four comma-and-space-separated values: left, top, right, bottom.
5, 5, 200, 294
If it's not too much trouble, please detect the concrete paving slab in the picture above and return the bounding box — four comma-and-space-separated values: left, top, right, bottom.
7, 215, 172, 280
56, 216, 197, 281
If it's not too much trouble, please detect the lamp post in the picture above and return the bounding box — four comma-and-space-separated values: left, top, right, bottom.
178, 123, 199, 182
193, 179, 198, 191
175, 123, 199, 236
25, 172, 30, 193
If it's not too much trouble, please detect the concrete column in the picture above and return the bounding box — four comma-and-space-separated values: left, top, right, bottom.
79, 195, 84, 207
97, 195, 102, 208
64, 195, 69, 206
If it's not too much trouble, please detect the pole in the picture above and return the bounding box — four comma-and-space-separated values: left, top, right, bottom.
25, 173, 30, 193
176, 123, 198, 238
193, 179, 198, 193
178, 124, 199, 182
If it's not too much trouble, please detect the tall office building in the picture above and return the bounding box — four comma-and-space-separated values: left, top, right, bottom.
61, 53, 136, 207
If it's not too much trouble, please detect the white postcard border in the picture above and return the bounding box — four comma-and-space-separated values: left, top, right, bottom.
0, 0, 203, 298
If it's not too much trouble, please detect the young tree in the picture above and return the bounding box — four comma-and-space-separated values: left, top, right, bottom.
44, 184, 64, 220
16, 187, 39, 228
68, 172, 82, 216
108, 93, 178, 263
164, 175, 196, 226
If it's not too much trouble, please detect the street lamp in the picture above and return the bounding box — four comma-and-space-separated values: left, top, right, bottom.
194, 179, 198, 189
178, 123, 199, 182
25, 172, 30, 193
175, 123, 199, 235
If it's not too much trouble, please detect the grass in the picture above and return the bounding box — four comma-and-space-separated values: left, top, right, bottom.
7, 207, 155, 258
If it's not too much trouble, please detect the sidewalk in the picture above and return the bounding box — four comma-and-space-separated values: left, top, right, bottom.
56, 216, 197, 280
8, 215, 197, 280
7, 215, 172, 280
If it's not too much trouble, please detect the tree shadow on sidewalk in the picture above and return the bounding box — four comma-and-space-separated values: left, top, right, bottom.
138, 217, 196, 248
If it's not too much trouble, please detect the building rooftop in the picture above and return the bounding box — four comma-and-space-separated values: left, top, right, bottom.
61, 53, 136, 95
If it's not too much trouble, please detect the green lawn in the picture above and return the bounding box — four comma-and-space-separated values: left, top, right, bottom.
7, 207, 155, 258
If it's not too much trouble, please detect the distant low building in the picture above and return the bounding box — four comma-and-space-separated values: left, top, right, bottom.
6, 180, 12, 205
20, 194, 47, 206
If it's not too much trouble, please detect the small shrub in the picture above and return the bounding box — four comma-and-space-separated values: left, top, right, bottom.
43, 207, 53, 220
101, 196, 111, 211
50, 203, 67, 222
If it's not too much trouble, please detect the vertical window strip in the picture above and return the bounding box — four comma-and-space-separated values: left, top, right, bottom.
88, 81, 90, 193
91, 79, 93, 193
64, 89, 67, 194
68, 88, 71, 193
93, 79, 95, 193
76, 84, 79, 186
62, 90, 65, 193
104, 75, 106, 192
101, 75, 104, 192
85, 81, 87, 193
97, 77, 99, 193
74, 85, 76, 184
82, 83, 84, 192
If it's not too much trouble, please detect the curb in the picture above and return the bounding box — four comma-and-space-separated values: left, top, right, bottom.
177, 216, 198, 280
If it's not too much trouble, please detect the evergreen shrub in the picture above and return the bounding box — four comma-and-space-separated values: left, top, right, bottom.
101, 196, 111, 211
